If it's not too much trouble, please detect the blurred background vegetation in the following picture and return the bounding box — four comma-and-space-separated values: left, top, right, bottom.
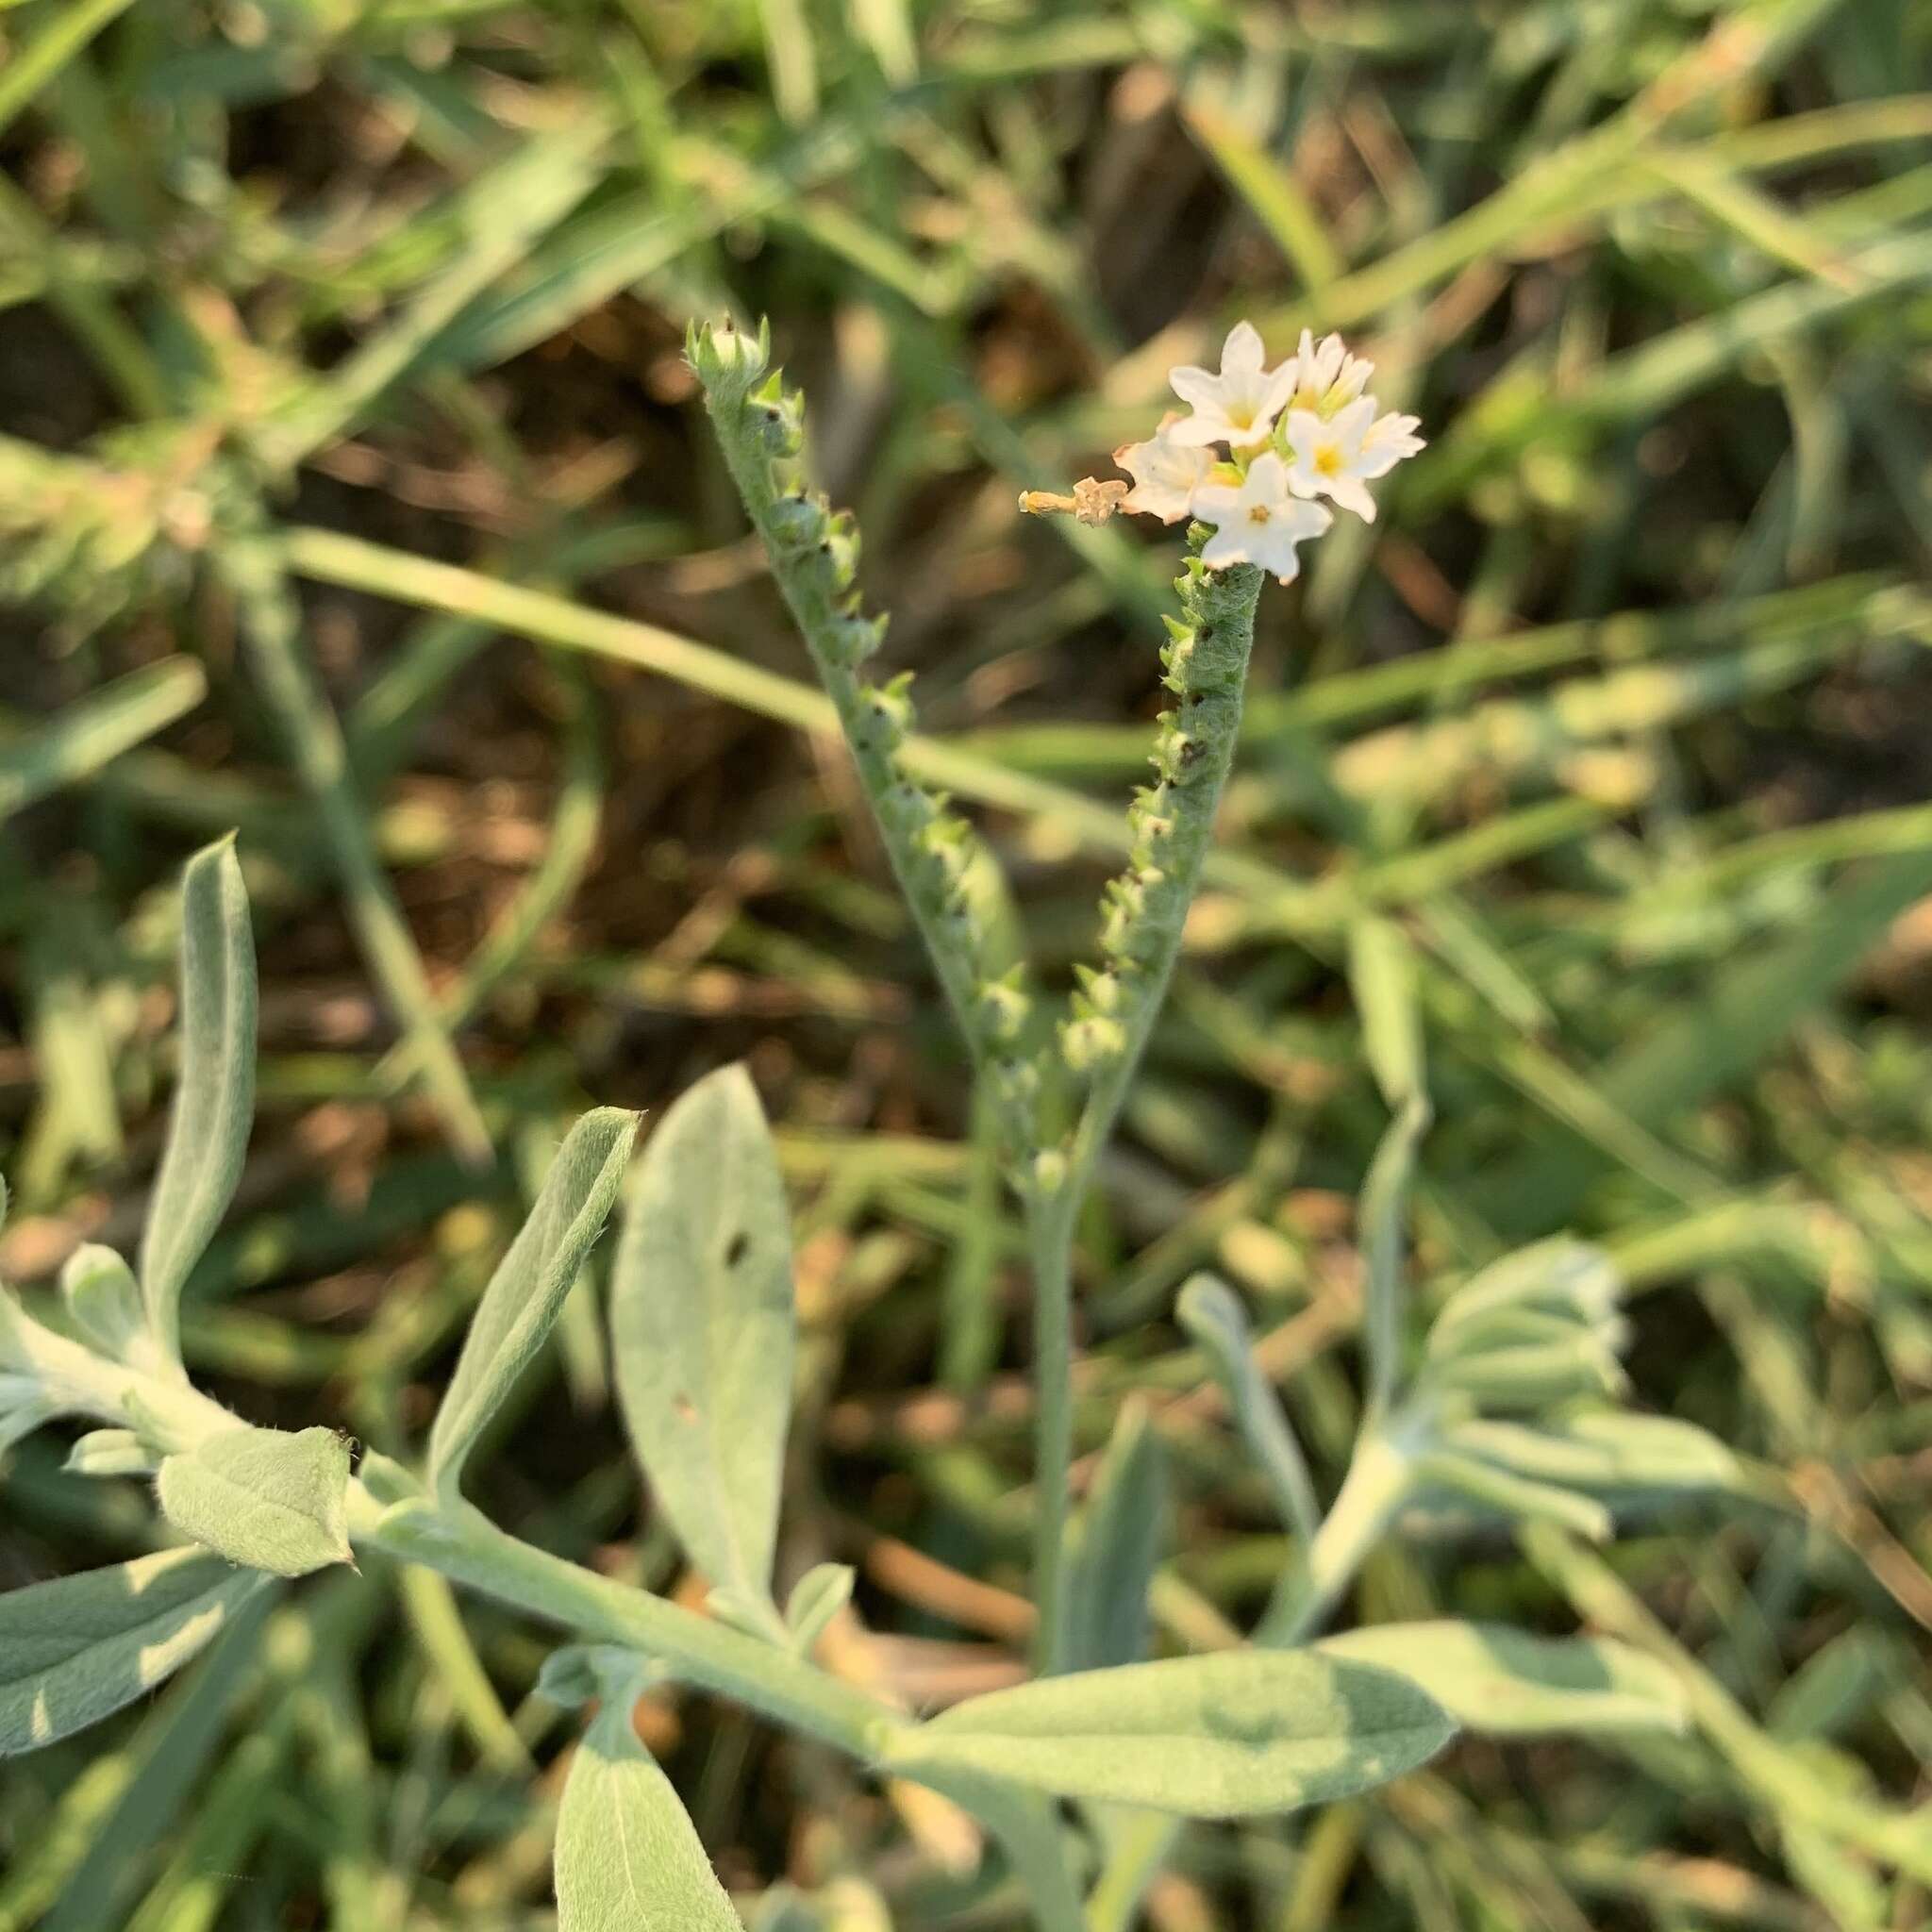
3, 0, 1931, 1926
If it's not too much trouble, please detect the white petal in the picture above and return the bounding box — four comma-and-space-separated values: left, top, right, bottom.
1243, 450, 1292, 502
1190, 481, 1242, 524
1200, 525, 1254, 570
1282, 408, 1323, 461
1220, 320, 1267, 378
1325, 473, 1378, 521
1329, 394, 1378, 451
1166, 410, 1233, 447
1258, 360, 1300, 424
1168, 364, 1222, 408
1280, 498, 1334, 541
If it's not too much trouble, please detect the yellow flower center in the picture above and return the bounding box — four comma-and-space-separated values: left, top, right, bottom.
1247, 504, 1272, 525
1314, 444, 1342, 476
1227, 403, 1256, 430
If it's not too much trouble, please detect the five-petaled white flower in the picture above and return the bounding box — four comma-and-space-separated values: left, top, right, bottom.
1191, 452, 1332, 583
1286, 329, 1375, 416
1282, 399, 1427, 523
1167, 322, 1297, 449
1032, 320, 1423, 571
1112, 413, 1214, 524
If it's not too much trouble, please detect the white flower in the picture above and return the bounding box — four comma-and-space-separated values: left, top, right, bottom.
1112, 413, 1213, 523
1281, 398, 1425, 523
1167, 322, 1296, 449
1191, 452, 1332, 582
1287, 329, 1375, 415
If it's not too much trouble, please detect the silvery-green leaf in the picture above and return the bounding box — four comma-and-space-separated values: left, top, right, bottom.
554, 1671, 741, 1932
0, 1545, 267, 1754
1419, 1449, 1614, 1539
1443, 1411, 1740, 1496
139, 838, 257, 1362
1176, 1274, 1318, 1541
612, 1065, 795, 1634
1430, 1241, 1620, 1347
1314, 1623, 1688, 1734
783, 1563, 854, 1657
58, 1244, 146, 1364
1428, 1333, 1627, 1410
428, 1108, 638, 1497
1064, 1399, 1166, 1673
158, 1424, 352, 1577
887, 1649, 1454, 1818
65, 1428, 155, 1477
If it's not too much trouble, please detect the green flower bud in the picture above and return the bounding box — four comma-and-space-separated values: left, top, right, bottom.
1031, 1146, 1070, 1194
686, 315, 771, 394
767, 491, 828, 547
1061, 1013, 1128, 1073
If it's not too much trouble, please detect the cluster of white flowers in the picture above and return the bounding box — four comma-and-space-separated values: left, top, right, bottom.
1111, 322, 1424, 583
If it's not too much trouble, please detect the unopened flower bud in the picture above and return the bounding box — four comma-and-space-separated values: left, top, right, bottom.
1031, 1147, 1069, 1194
767, 492, 827, 547
1062, 1014, 1128, 1073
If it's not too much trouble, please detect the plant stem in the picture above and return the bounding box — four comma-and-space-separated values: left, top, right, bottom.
1032, 550, 1265, 1674
691, 325, 1041, 1154
1256, 1421, 1419, 1648
358, 1496, 899, 1761
1023, 1191, 1078, 1674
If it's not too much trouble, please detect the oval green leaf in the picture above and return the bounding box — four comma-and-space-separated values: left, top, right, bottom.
889, 1649, 1455, 1818
611, 1065, 796, 1634
158, 1424, 352, 1577
1314, 1622, 1688, 1735
0, 1546, 267, 1755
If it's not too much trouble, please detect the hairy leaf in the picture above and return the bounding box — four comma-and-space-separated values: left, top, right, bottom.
1315, 1623, 1688, 1734
64, 1428, 155, 1477
428, 1107, 638, 1495
1444, 1411, 1741, 1496
0, 1546, 267, 1754
158, 1424, 352, 1577
783, 1562, 854, 1657
889, 1649, 1454, 1817
555, 1680, 741, 1932
139, 837, 257, 1359
58, 1244, 146, 1364
612, 1065, 795, 1633
1177, 1273, 1318, 1541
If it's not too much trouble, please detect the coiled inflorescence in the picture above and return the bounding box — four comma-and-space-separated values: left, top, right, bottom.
1060, 544, 1261, 1083
687, 320, 1041, 1155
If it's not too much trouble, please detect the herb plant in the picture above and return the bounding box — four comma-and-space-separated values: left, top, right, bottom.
0, 324, 1740, 1930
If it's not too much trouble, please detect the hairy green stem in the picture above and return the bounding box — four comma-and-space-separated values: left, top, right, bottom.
1256, 1421, 1420, 1648
691, 322, 1041, 1154
360, 1497, 900, 1761
689, 322, 1271, 1695
1032, 550, 1264, 1673
27, 1320, 908, 1767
